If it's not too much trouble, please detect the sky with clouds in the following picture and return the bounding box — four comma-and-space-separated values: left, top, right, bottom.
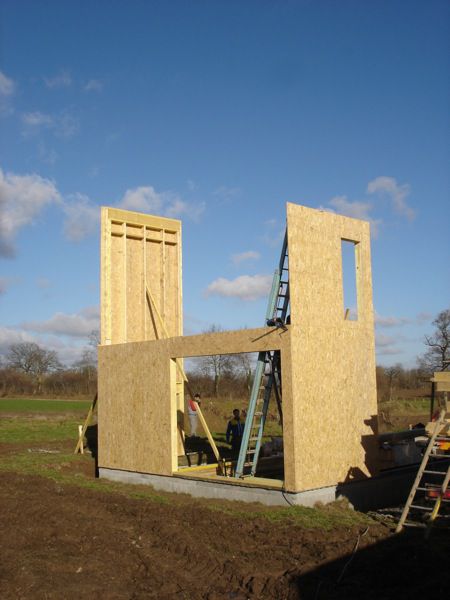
0, 0, 449, 367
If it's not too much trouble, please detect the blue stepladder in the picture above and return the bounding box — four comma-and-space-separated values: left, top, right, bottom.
234, 231, 289, 478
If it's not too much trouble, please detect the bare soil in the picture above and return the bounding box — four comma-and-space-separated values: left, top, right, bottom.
0, 471, 449, 599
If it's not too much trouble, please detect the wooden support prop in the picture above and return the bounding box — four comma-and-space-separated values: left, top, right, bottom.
78, 425, 84, 454
74, 393, 97, 454
146, 285, 225, 474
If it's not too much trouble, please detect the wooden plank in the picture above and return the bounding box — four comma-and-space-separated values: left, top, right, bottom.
74, 394, 97, 454
431, 372, 450, 382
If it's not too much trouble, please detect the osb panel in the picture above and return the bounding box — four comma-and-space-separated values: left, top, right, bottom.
100, 207, 182, 345
98, 327, 290, 475
98, 342, 175, 475
284, 203, 378, 492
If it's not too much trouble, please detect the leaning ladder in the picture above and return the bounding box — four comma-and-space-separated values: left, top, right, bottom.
235, 232, 289, 478
396, 408, 450, 534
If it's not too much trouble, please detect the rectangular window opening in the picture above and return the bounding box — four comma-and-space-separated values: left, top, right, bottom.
341, 239, 359, 321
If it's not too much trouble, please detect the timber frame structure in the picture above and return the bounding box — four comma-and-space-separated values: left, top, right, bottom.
98, 203, 379, 500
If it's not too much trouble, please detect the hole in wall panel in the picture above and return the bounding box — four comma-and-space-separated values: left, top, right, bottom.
341, 239, 358, 321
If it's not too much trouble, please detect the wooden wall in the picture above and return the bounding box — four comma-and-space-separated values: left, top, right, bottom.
98, 327, 288, 475
98, 203, 378, 494
283, 203, 378, 491
100, 207, 183, 345
100, 207, 185, 453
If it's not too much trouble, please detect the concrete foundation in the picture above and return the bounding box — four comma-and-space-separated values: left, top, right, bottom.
99, 465, 421, 510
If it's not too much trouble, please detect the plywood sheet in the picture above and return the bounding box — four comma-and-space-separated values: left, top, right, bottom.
283, 203, 378, 491
98, 327, 289, 475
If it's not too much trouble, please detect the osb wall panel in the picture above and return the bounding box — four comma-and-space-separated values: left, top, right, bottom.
284, 203, 377, 492
100, 207, 183, 345
98, 327, 290, 475
98, 342, 174, 475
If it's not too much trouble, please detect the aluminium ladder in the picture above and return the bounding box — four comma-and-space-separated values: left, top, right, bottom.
396, 408, 450, 534
234, 232, 289, 478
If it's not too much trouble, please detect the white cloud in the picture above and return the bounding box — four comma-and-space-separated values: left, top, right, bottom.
367, 176, 415, 221
62, 194, 100, 241
375, 314, 411, 327
36, 277, 51, 289
375, 312, 433, 328
329, 196, 373, 221
416, 311, 432, 324
120, 186, 163, 213
205, 274, 272, 301
0, 71, 15, 116
328, 196, 382, 236
118, 186, 204, 221
44, 70, 72, 89
20, 306, 100, 338
262, 221, 285, 248
37, 143, 58, 165
22, 110, 79, 139
22, 111, 53, 127
0, 71, 15, 96
231, 250, 261, 265
0, 326, 90, 366
84, 79, 103, 92
213, 186, 241, 203
165, 198, 205, 220
0, 277, 13, 295
0, 167, 203, 253
0, 326, 37, 357
375, 333, 402, 355
0, 168, 61, 257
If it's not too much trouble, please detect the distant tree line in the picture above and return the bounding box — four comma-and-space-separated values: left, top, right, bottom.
0, 341, 97, 398
0, 309, 447, 400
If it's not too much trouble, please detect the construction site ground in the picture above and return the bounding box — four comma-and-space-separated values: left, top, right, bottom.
1, 398, 448, 599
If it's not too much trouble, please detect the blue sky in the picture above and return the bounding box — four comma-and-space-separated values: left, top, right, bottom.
0, 0, 448, 367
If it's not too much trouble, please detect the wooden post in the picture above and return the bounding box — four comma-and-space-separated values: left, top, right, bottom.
78, 425, 84, 454
74, 393, 97, 454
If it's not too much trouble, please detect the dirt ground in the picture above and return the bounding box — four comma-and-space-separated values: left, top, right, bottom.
0, 470, 448, 600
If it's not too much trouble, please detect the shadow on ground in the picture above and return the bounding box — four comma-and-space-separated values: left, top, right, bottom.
291, 527, 449, 599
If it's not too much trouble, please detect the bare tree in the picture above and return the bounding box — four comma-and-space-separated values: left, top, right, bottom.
7, 342, 61, 393
384, 364, 402, 401
196, 325, 235, 397
418, 309, 450, 372
74, 348, 97, 394
232, 353, 256, 394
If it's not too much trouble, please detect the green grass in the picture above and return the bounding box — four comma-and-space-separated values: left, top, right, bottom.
0, 406, 376, 530
379, 397, 430, 415
0, 417, 83, 443
206, 498, 372, 529
0, 448, 170, 504
0, 398, 91, 413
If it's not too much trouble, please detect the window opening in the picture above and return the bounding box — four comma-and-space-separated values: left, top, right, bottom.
341, 239, 359, 321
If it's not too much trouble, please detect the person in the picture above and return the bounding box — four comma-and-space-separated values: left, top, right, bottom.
226, 409, 244, 453
187, 393, 201, 437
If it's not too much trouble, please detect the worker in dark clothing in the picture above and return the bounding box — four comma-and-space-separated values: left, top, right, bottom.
226, 409, 244, 453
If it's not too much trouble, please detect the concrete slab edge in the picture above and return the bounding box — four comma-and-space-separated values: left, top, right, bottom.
99, 467, 337, 507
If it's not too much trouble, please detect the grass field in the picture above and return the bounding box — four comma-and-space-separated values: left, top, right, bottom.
0, 397, 91, 412
0, 396, 376, 530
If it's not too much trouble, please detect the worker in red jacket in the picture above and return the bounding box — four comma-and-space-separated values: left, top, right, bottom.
187, 393, 201, 437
